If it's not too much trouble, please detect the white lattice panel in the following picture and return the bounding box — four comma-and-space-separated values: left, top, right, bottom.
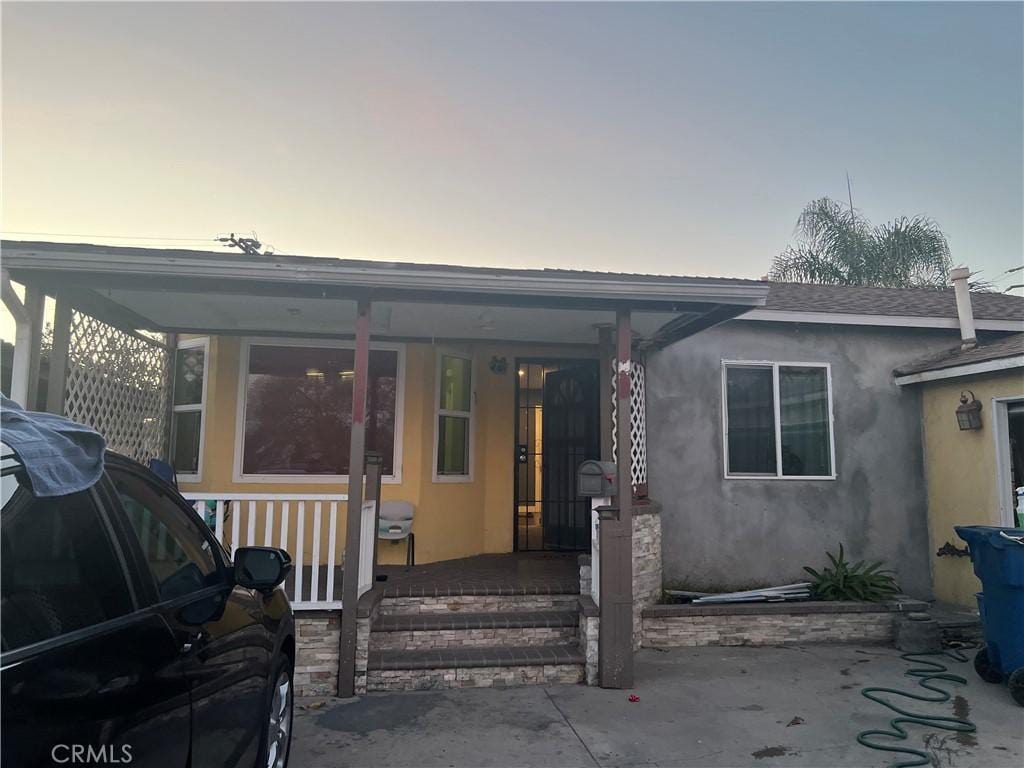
610, 357, 648, 494
64, 311, 172, 463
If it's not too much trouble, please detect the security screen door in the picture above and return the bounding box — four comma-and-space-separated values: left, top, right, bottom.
515, 360, 599, 551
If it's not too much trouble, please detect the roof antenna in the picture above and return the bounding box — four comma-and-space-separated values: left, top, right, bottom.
217, 231, 270, 256
846, 171, 855, 219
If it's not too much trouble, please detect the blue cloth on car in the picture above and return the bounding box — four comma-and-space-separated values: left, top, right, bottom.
0, 395, 106, 497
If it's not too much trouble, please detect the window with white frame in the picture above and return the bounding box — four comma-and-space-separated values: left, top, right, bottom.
434, 352, 473, 480
238, 341, 402, 479
722, 362, 835, 479
171, 339, 209, 480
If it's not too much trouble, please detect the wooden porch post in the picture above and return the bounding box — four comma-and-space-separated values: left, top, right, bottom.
25, 287, 46, 410
599, 308, 634, 688
597, 326, 614, 461
45, 293, 73, 415
338, 298, 371, 697
1, 272, 31, 407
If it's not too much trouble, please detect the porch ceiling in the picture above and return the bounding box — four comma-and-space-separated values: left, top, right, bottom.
99, 289, 692, 345
2, 241, 769, 347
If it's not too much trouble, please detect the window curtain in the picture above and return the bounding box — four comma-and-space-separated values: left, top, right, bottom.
242, 345, 397, 475
779, 367, 831, 476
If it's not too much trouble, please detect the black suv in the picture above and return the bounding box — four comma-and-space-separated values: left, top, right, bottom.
1, 449, 296, 768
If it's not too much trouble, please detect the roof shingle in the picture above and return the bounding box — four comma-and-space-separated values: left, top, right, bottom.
764, 282, 1024, 321
894, 333, 1024, 377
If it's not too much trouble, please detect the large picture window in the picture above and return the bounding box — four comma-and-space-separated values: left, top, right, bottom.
238, 341, 402, 479
434, 352, 473, 481
171, 338, 208, 481
723, 362, 835, 479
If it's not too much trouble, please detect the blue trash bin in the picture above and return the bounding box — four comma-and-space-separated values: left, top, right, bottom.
955, 525, 1024, 705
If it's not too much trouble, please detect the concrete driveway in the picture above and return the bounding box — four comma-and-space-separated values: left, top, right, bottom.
292, 645, 1024, 767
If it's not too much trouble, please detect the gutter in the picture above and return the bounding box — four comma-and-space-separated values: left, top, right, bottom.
893, 355, 1024, 386
738, 308, 1024, 333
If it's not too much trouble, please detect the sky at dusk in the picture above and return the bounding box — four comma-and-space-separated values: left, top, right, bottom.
1, 2, 1022, 339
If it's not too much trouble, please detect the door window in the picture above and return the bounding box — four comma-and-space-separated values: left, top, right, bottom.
0, 473, 134, 652
109, 469, 221, 602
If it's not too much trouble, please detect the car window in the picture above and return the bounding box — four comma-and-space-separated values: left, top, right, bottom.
109, 469, 221, 602
0, 474, 134, 653
1, 444, 20, 508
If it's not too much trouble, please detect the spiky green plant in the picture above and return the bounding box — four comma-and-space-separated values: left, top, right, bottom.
803, 544, 900, 602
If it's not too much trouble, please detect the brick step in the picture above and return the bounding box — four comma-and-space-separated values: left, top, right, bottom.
370, 611, 579, 651
365, 644, 585, 691
374, 609, 579, 631
383, 581, 579, 599
379, 593, 579, 616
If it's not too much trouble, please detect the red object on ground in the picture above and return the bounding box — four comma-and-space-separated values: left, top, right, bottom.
628, 694, 640, 703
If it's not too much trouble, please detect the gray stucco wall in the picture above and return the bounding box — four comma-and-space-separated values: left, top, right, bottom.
646, 321, 960, 600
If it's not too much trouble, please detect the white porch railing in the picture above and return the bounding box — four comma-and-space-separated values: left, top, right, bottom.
183, 492, 376, 611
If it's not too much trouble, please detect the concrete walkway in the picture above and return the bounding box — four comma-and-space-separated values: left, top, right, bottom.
292, 645, 1024, 767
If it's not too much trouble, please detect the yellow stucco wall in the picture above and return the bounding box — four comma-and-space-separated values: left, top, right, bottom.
920, 369, 1024, 606
181, 336, 596, 566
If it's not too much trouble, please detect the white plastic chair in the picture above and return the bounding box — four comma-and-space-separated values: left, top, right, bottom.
378, 501, 415, 566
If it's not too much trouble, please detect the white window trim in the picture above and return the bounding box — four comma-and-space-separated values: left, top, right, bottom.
432, 348, 475, 483
233, 337, 406, 484
173, 337, 210, 483
721, 360, 837, 481
992, 396, 1024, 527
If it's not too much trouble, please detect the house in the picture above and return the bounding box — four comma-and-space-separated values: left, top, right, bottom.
3, 240, 1022, 694
647, 277, 1024, 600
891, 268, 1024, 607
1, 239, 769, 693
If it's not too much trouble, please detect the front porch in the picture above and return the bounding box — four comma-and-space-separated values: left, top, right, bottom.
191, 493, 658, 696
378, 552, 580, 597
282, 552, 582, 605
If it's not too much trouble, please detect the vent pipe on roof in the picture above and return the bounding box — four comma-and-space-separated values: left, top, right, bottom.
950, 266, 977, 350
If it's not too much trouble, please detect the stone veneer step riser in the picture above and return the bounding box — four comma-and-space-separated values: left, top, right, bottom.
379, 594, 578, 615
366, 664, 584, 692
368, 592, 586, 692
370, 625, 578, 651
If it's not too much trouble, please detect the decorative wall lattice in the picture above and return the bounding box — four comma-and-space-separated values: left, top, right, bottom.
64, 310, 172, 463
610, 357, 648, 496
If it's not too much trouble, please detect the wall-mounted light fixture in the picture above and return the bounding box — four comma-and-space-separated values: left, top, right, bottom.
956, 390, 983, 431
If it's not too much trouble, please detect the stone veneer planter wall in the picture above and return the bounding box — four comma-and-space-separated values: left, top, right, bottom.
294, 589, 383, 698
294, 611, 341, 697
641, 599, 928, 648
576, 499, 662, 683
577, 555, 599, 685
632, 503, 662, 650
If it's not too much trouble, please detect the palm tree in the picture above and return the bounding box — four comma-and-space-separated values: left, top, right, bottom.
769, 197, 953, 288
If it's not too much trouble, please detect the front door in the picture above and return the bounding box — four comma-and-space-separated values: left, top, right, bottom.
515, 360, 599, 551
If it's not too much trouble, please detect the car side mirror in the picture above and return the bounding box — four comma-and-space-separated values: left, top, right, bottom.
234, 547, 292, 593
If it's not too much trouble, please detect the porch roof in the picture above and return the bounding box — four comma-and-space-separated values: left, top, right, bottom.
2, 240, 768, 346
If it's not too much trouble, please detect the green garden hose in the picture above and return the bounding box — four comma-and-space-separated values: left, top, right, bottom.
856, 650, 977, 768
